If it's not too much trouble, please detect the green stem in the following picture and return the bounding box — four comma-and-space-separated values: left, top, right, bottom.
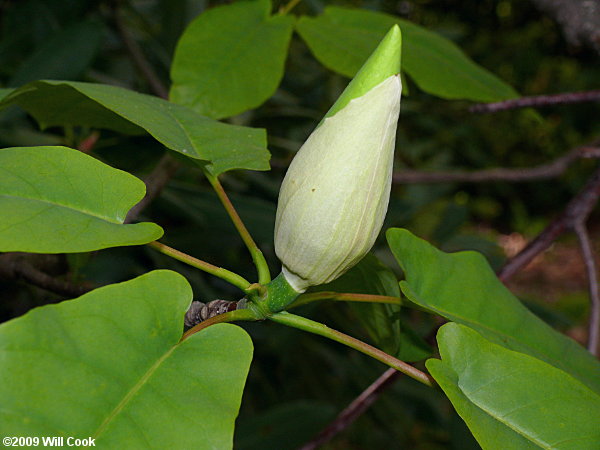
258, 271, 301, 313
148, 241, 251, 292
279, 0, 302, 15
182, 308, 259, 340
290, 291, 402, 308
203, 168, 271, 285
269, 312, 435, 387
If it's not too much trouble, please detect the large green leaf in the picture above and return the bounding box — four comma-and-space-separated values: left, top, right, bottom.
0, 88, 13, 101
427, 323, 600, 449
428, 358, 538, 450
0, 146, 162, 253
386, 228, 600, 393
296, 7, 518, 102
0, 80, 270, 175
0, 270, 254, 448
170, 0, 294, 119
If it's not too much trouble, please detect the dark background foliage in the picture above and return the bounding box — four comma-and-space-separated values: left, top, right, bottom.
1, 0, 598, 448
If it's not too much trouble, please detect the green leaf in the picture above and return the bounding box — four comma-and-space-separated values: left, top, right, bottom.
296, 7, 518, 102
427, 359, 538, 450
170, 0, 294, 119
0, 88, 14, 101
427, 323, 600, 449
8, 20, 104, 87
0, 146, 162, 253
386, 228, 600, 394
0, 80, 270, 175
0, 270, 254, 448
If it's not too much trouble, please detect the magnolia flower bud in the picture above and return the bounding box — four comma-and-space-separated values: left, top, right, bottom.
274, 25, 402, 293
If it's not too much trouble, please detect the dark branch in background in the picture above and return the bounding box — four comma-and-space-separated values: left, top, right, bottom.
124, 153, 181, 223
109, 2, 182, 224
299, 368, 400, 450
393, 144, 600, 184
469, 90, 600, 113
499, 166, 600, 355
529, 0, 600, 55
110, 3, 169, 99
0, 253, 91, 298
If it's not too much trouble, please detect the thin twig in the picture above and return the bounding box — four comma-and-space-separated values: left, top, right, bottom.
393, 145, 600, 184
498, 165, 600, 281
0, 254, 91, 298
299, 368, 400, 450
470, 90, 600, 113
111, 2, 181, 225
111, 3, 169, 99
574, 222, 600, 356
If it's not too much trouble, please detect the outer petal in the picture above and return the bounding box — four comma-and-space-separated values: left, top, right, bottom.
274, 75, 401, 291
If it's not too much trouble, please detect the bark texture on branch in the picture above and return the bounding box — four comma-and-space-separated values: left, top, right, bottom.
393, 145, 600, 184
469, 90, 600, 113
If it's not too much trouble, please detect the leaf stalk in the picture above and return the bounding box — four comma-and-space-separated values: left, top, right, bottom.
148, 241, 252, 292
269, 311, 435, 387
291, 291, 402, 308
203, 168, 271, 285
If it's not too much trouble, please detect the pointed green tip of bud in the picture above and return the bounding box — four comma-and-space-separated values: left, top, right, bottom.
325, 24, 402, 119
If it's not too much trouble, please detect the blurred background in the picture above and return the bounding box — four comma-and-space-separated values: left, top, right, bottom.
0, 0, 599, 448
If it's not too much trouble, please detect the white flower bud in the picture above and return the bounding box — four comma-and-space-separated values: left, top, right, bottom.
274, 74, 402, 292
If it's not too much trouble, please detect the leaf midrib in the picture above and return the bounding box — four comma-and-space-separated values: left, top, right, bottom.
402, 282, 600, 393
91, 345, 177, 440
0, 193, 123, 224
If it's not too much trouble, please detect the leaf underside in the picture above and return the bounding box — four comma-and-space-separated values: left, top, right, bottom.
0, 80, 270, 175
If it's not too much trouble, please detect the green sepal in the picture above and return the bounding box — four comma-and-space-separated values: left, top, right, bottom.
260, 272, 302, 313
